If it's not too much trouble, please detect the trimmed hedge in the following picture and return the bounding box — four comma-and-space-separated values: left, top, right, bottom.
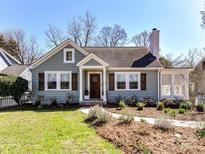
0, 75, 28, 104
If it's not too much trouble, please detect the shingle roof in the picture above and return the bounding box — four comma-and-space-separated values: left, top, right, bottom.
83, 47, 163, 67
1, 65, 28, 76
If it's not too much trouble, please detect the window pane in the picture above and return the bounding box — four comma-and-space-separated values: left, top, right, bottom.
66, 51, 73, 61
129, 74, 138, 89
61, 73, 70, 89
174, 74, 185, 96
162, 75, 171, 96
117, 74, 126, 89
48, 73, 57, 89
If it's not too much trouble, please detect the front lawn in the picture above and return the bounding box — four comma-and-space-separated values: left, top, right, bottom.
0, 106, 122, 153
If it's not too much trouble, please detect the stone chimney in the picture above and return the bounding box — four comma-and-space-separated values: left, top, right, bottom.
149, 28, 160, 59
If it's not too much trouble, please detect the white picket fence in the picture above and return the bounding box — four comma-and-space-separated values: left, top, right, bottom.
195, 95, 205, 105
0, 96, 18, 108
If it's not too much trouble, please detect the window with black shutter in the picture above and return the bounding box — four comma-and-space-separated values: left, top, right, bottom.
141, 73, 146, 90
72, 73, 78, 91
38, 73, 44, 91
109, 73, 115, 90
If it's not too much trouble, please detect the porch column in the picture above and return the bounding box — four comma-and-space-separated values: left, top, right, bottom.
103, 67, 107, 103
79, 67, 83, 102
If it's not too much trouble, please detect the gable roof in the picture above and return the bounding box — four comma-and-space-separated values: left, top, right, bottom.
83, 47, 163, 68
0, 48, 21, 65
77, 53, 109, 66
1, 65, 28, 76
30, 39, 89, 69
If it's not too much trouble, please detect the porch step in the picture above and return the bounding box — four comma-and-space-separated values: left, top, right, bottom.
80, 100, 106, 106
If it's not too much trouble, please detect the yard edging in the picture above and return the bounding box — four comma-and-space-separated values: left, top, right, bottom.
80, 108, 205, 129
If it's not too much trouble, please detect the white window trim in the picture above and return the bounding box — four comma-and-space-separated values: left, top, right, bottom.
45, 71, 72, 91
114, 72, 141, 91
64, 48, 75, 63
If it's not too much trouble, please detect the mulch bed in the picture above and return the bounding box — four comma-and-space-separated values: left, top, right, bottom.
96, 121, 205, 154
105, 105, 205, 121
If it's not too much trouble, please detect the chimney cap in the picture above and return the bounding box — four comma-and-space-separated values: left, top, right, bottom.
152, 28, 157, 31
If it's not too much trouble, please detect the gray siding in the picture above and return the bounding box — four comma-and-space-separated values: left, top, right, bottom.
106, 70, 158, 103
84, 59, 102, 66
31, 45, 85, 104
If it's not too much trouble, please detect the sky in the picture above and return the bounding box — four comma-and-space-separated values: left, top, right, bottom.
0, 0, 205, 56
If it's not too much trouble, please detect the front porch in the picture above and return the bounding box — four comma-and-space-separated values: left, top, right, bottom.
79, 66, 107, 105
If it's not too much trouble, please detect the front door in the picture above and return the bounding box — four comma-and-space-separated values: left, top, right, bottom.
90, 74, 100, 99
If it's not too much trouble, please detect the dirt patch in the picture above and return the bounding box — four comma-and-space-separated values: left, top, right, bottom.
105, 105, 205, 121
96, 121, 205, 154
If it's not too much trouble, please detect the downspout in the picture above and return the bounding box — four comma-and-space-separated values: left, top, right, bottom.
157, 69, 160, 102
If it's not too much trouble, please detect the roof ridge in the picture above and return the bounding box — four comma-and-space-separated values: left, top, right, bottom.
83, 46, 147, 49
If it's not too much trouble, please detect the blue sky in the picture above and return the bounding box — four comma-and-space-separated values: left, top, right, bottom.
0, 0, 205, 56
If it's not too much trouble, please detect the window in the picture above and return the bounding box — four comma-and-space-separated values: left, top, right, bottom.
129, 74, 139, 89
162, 74, 171, 96
115, 72, 140, 90
47, 73, 57, 89
117, 74, 126, 89
174, 74, 185, 96
64, 48, 75, 63
45, 71, 71, 90
60, 73, 70, 89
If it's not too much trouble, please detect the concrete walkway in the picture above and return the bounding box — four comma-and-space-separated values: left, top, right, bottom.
80, 108, 205, 129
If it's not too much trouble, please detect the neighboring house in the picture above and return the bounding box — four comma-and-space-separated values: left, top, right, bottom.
30, 28, 192, 105
0, 48, 21, 71
0, 48, 32, 89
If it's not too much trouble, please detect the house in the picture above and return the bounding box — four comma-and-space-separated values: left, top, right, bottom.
30, 28, 192, 105
0, 48, 32, 89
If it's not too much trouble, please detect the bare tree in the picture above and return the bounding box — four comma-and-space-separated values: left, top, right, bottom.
68, 17, 82, 46
67, 11, 97, 47
201, 5, 205, 28
95, 24, 127, 47
81, 11, 97, 47
183, 48, 205, 67
2, 29, 41, 64
44, 25, 65, 48
131, 31, 150, 48
160, 52, 185, 67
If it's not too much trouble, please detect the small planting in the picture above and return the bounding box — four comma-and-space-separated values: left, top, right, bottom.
35, 100, 41, 106
136, 102, 145, 110
198, 128, 205, 137
164, 108, 170, 113
154, 117, 172, 131
169, 110, 176, 117
66, 95, 73, 105
179, 101, 192, 110
140, 119, 147, 123
178, 108, 186, 114
119, 115, 134, 125
196, 103, 205, 112
50, 98, 58, 106
119, 100, 126, 110
157, 102, 164, 110
96, 111, 112, 124
37, 105, 43, 110
85, 105, 102, 122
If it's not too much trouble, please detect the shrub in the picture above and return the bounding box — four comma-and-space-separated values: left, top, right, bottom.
169, 110, 176, 117
137, 102, 145, 110
51, 98, 58, 106
196, 103, 205, 112
37, 105, 43, 110
163, 99, 180, 108
0, 75, 28, 105
154, 117, 172, 131
119, 115, 134, 124
157, 102, 164, 110
35, 100, 41, 106
164, 108, 171, 113
96, 111, 112, 124
66, 94, 73, 105
85, 105, 102, 122
178, 108, 186, 114
144, 97, 156, 107
179, 101, 192, 110
119, 100, 126, 110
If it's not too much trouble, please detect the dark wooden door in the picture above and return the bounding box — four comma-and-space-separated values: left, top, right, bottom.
90, 74, 100, 99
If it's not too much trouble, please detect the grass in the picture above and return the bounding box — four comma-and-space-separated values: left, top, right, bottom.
0, 106, 122, 154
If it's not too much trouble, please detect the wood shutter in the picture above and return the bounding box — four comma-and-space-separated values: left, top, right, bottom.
72, 73, 78, 91
109, 73, 115, 90
141, 73, 146, 90
38, 73, 44, 91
